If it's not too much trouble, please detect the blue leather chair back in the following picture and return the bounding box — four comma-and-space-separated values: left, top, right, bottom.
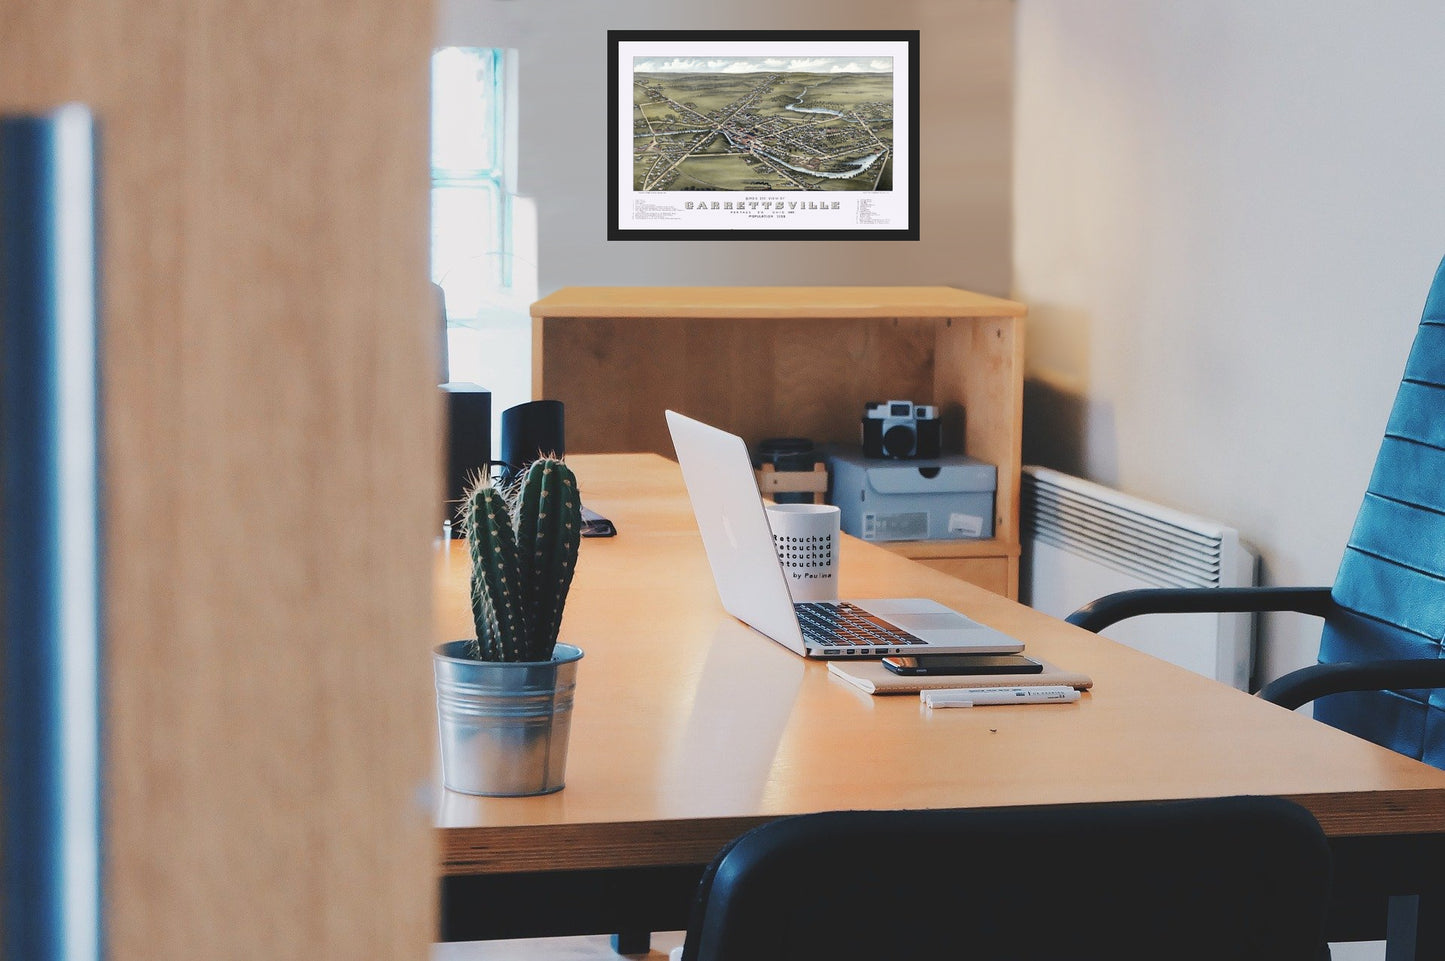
1317, 256, 1445, 768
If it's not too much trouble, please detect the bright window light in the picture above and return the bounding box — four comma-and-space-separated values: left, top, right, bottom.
430, 47, 536, 427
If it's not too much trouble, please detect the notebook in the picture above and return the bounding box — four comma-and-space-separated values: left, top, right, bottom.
665, 410, 1025, 659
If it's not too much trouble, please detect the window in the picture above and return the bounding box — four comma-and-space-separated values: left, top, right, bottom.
431, 47, 536, 428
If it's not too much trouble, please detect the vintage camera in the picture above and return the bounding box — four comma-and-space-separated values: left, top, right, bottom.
861, 400, 942, 459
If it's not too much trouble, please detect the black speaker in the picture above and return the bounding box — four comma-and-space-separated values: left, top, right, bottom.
442, 383, 491, 535
500, 400, 565, 483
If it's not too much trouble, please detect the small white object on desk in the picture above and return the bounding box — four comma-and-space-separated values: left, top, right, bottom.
922, 685, 1081, 709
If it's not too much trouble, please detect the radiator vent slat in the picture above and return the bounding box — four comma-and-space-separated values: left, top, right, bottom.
1030, 512, 1222, 578
1031, 493, 1223, 557
1028, 486, 1221, 552
1027, 530, 1215, 588
1029, 507, 1221, 587
1024, 468, 1230, 589
1020, 466, 1257, 690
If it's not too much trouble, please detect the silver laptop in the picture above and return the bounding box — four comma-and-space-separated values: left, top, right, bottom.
665, 410, 1025, 658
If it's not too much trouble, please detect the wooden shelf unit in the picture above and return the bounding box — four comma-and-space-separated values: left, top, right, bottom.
530, 286, 1026, 597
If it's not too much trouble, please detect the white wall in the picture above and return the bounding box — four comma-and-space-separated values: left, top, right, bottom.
1014, 1, 1445, 684
437, 0, 1015, 296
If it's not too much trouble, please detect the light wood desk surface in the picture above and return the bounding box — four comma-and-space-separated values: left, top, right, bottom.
434, 454, 1445, 878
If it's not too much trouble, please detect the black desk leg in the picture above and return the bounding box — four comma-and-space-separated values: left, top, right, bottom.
1387, 893, 1445, 961
611, 931, 652, 955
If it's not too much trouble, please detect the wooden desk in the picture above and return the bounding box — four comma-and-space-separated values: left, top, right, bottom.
435, 454, 1445, 952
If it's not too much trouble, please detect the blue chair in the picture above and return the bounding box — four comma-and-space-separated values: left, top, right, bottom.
679, 797, 1332, 961
1066, 256, 1445, 768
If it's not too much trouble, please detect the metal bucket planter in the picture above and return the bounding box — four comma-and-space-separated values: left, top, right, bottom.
433, 640, 584, 797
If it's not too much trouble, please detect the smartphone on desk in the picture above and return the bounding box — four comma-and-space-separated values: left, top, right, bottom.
580, 506, 616, 537
882, 653, 1044, 676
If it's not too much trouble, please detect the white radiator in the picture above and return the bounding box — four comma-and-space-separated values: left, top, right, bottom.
1021, 466, 1258, 690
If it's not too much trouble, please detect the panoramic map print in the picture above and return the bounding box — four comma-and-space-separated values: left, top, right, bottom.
631, 56, 894, 193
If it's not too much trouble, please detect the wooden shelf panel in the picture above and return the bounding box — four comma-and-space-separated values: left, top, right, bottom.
531, 285, 1026, 320
535, 314, 944, 457
880, 539, 1020, 599
532, 286, 1026, 596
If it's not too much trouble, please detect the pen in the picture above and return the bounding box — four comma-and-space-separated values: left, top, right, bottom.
921, 686, 1080, 709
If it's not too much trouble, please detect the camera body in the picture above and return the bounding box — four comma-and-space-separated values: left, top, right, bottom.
861, 400, 942, 459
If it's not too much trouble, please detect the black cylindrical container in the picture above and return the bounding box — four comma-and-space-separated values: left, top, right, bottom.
754, 437, 820, 504
500, 399, 565, 484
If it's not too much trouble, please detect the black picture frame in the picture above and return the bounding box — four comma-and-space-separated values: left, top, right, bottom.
607, 29, 920, 241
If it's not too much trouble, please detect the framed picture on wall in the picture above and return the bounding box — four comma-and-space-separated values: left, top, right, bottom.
607, 29, 919, 241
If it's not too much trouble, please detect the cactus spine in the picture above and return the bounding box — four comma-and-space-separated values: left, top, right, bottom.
512, 458, 583, 660
459, 457, 582, 661
461, 482, 526, 660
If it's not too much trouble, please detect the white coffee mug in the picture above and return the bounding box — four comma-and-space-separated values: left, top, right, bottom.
764, 503, 841, 603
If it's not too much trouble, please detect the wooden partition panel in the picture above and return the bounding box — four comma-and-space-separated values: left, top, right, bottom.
2, 2, 438, 959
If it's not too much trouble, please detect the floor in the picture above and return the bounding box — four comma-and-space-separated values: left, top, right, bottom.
432, 933, 686, 961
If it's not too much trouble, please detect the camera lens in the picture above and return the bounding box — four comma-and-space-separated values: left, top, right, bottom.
882, 423, 916, 458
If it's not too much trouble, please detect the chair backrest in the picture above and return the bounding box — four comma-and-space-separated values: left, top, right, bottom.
1317, 255, 1445, 768
680, 797, 1331, 961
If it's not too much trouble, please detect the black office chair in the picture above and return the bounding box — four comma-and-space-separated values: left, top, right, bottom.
679, 797, 1332, 961
1066, 255, 1445, 770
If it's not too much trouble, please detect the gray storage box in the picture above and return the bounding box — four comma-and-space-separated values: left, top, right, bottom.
827, 448, 996, 542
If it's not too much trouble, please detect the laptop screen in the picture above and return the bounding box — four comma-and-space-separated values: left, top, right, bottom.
665, 410, 808, 652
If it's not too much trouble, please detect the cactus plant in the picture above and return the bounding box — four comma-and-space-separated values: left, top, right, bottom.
458, 457, 582, 662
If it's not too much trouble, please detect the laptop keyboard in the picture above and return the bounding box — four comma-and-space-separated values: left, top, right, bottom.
794, 602, 927, 653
